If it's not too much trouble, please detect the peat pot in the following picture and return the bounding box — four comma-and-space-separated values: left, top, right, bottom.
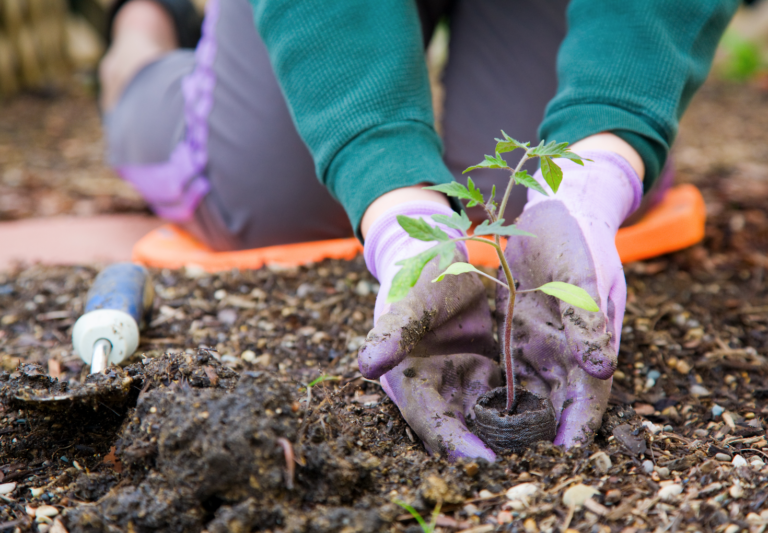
473, 386, 556, 455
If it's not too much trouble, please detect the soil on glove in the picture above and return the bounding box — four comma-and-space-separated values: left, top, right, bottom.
2, 79, 768, 532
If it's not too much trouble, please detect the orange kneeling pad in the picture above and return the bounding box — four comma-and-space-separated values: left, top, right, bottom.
132, 184, 706, 272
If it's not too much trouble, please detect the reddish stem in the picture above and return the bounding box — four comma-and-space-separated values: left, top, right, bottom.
494, 243, 517, 412
503, 289, 516, 412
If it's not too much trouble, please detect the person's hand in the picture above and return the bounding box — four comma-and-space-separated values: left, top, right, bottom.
358, 202, 500, 462
497, 150, 642, 447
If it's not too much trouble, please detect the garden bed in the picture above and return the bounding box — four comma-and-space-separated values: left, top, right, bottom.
1, 81, 768, 532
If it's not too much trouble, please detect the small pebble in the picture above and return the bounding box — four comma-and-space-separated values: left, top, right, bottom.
712, 404, 725, 417
730, 481, 745, 499
35, 506, 59, 518
464, 462, 479, 477
506, 483, 538, 502
658, 484, 683, 501
523, 517, 538, 533
346, 336, 366, 352
642, 421, 661, 435
496, 511, 513, 524
663, 425, 674, 432
217, 308, 238, 325
37, 525, 50, 533
744, 412, 755, 420
241, 350, 257, 363
693, 428, 709, 438
724, 525, 740, 533
562, 484, 599, 507
750, 458, 765, 469
655, 466, 670, 479
478, 489, 494, 499
590, 451, 612, 474
661, 406, 679, 419
647, 370, 661, 381
715, 453, 732, 462
605, 489, 622, 504
0, 482, 16, 495
354, 280, 371, 297
675, 360, 692, 374
732, 455, 747, 468
690, 384, 711, 397
642, 460, 655, 473
29, 487, 45, 497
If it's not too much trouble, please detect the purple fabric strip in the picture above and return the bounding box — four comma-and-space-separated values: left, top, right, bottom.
115, 0, 220, 222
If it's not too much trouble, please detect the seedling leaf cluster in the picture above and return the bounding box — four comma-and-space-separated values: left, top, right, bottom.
388, 133, 599, 412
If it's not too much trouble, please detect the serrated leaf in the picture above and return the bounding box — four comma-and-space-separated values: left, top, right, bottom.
528, 140, 571, 157
494, 131, 530, 154
387, 242, 456, 303
387, 248, 438, 303
540, 156, 563, 193
536, 281, 599, 312
556, 151, 588, 166
424, 181, 484, 207
465, 176, 484, 207
397, 215, 450, 242
463, 153, 508, 174
528, 140, 588, 166
432, 211, 472, 232
473, 219, 537, 238
432, 262, 484, 283
513, 170, 548, 196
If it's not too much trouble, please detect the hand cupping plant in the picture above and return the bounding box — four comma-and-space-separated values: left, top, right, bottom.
388, 133, 599, 450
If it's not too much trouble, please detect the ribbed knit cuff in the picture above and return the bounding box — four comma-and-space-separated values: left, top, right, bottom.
539, 103, 668, 193
327, 121, 461, 240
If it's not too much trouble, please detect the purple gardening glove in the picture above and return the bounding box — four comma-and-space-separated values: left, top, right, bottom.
498, 150, 642, 447
359, 202, 500, 462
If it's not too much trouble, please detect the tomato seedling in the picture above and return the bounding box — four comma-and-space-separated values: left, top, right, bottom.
388, 133, 599, 412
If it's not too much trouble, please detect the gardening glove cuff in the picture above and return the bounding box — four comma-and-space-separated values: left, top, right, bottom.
363, 201, 468, 323
526, 150, 643, 232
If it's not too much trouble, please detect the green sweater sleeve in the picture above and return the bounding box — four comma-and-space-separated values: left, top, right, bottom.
249, 0, 454, 237
539, 0, 739, 191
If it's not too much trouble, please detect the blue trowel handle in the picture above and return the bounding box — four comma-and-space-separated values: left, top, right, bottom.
84, 263, 153, 328
73, 263, 154, 371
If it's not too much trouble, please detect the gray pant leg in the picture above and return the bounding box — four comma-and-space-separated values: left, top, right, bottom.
201, 0, 351, 250
442, 0, 568, 221
105, 0, 351, 252
105, 52, 192, 168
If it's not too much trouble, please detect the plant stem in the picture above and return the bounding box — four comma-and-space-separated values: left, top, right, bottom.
496, 237, 517, 412
495, 150, 530, 412
497, 152, 530, 223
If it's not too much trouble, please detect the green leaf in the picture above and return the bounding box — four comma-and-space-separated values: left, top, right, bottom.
535, 281, 599, 312
473, 219, 537, 238
463, 153, 508, 174
387, 242, 456, 303
432, 262, 484, 283
424, 181, 484, 207
528, 140, 588, 166
540, 156, 563, 193
306, 375, 340, 388
394, 501, 434, 533
514, 170, 548, 196
397, 215, 450, 242
528, 139, 570, 157
431, 211, 472, 232
494, 131, 529, 154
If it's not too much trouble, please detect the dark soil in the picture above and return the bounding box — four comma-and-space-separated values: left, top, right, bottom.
2, 79, 768, 532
